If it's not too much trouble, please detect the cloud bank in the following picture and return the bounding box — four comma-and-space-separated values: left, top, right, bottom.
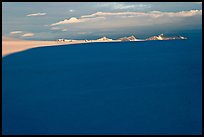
49, 10, 202, 31
80, 10, 202, 18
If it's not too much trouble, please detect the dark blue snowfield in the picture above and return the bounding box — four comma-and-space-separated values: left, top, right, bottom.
2, 32, 202, 135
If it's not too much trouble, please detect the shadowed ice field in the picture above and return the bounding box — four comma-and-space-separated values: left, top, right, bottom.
2, 33, 202, 135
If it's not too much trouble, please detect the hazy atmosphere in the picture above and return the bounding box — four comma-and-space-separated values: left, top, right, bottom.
2, 2, 202, 40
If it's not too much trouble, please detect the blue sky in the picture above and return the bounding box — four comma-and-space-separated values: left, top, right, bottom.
2, 2, 202, 40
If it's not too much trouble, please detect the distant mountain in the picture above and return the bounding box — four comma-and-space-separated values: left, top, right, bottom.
146, 34, 165, 40
118, 35, 139, 41
97, 36, 112, 41
146, 34, 187, 40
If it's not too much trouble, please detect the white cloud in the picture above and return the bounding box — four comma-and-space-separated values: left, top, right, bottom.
10, 31, 23, 35
27, 12, 47, 17
50, 16, 105, 26
22, 33, 34, 37
69, 9, 75, 12
50, 17, 82, 26
50, 27, 68, 31
9, 31, 35, 37
98, 3, 151, 10
49, 10, 202, 31
81, 10, 202, 18
50, 27, 61, 30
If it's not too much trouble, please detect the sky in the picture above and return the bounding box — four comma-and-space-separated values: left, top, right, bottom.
2, 2, 202, 40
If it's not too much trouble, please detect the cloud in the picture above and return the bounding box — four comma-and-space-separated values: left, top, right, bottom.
27, 12, 47, 17
50, 27, 68, 31
48, 10, 202, 32
171, 10, 202, 17
50, 16, 105, 26
9, 31, 35, 37
97, 3, 151, 10
69, 9, 75, 12
81, 10, 202, 18
50, 17, 82, 26
22, 33, 34, 37
50, 27, 61, 30
10, 31, 23, 35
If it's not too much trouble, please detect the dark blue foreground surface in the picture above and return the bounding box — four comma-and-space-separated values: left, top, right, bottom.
2, 34, 202, 135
